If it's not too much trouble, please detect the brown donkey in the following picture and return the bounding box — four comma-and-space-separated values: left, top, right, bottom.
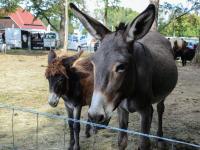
45, 50, 93, 150
70, 3, 178, 150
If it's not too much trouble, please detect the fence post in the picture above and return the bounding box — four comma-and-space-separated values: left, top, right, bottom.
171, 143, 174, 150
11, 108, 15, 149
64, 119, 67, 149
36, 113, 39, 150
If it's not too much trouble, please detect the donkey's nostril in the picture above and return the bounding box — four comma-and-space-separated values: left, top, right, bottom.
88, 113, 105, 123
97, 114, 104, 123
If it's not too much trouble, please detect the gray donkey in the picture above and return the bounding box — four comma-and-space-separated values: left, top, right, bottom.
70, 3, 178, 150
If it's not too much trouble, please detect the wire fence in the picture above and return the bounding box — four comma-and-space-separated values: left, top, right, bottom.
0, 103, 200, 150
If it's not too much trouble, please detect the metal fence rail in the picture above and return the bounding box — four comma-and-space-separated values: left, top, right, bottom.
0, 103, 200, 150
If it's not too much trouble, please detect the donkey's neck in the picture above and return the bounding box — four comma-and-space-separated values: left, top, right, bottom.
64, 70, 82, 102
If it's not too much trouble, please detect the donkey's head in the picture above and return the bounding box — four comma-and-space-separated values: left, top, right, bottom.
45, 50, 83, 107
70, 3, 155, 124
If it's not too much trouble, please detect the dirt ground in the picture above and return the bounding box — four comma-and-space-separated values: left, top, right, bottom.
0, 50, 199, 150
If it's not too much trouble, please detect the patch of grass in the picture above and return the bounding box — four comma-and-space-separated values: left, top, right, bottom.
0, 50, 90, 108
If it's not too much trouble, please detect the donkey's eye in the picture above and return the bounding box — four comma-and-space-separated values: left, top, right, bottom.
116, 64, 126, 73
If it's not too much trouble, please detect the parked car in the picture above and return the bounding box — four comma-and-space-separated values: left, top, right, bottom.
187, 41, 198, 49
78, 34, 98, 51
67, 34, 100, 52
43, 32, 60, 49
5, 28, 22, 48
31, 33, 44, 50
67, 34, 79, 50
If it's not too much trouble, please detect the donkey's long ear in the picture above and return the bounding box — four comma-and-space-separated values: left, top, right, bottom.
125, 4, 156, 42
62, 50, 84, 67
69, 3, 111, 40
48, 50, 57, 64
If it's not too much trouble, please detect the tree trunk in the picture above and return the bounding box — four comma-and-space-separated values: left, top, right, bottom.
104, 0, 108, 26
64, 0, 68, 51
59, 14, 65, 49
149, 0, 160, 31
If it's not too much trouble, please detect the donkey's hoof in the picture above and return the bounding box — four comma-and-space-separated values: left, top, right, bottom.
73, 145, 80, 150
138, 148, 151, 150
68, 142, 75, 150
138, 146, 151, 150
118, 145, 127, 150
85, 132, 91, 138
93, 128, 98, 134
156, 141, 167, 150
68, 146, 73, 150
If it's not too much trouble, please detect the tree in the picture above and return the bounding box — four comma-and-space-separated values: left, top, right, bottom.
97, 0, 121, 26
64, 0, 68, 50
159, 14, 200, 37
23, 0, 86, 49
0, 0, 87, 49
0, 0, 20, 17
107, 7, 138, 30
158, 0, 200, 64
149, 0, 160, 31
94, 6, 138, 31
159, 0, 200, 33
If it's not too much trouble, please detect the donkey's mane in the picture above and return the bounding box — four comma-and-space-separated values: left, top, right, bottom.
45, 54, 93, 79
45, 55, 68, 78
115, 22, 127, 31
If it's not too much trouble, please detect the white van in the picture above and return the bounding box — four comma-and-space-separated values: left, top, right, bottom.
5, 28, 22, 48
68, 34, 79, 50
43, 32, 60, 49
78, 34, 98, 51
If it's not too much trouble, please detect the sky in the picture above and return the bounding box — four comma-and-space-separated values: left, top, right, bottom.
86, 0, 190, 14
121, 0, 189, 12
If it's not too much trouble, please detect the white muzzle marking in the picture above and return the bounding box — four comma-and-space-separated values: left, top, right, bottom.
48, 92, 60, 107
88, 91, 114, 120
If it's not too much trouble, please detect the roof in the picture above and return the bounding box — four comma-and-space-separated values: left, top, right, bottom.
8, 7, 47, 30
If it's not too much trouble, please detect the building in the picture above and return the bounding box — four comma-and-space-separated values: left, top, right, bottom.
0, 7, 47, 32
0, 8, 47, 49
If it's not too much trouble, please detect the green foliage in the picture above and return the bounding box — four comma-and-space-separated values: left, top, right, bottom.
159, 14, 200, 37
158, 0, 200, 37
95, 6, 138, 31
22, 0, 64, 31
108, 6, 138, 30
0, 0, 20, 16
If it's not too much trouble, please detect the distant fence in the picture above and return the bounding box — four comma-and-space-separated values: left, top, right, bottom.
0, 103, 200, 150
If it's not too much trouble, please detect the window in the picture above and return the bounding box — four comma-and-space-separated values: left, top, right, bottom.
0, 23, 4, 29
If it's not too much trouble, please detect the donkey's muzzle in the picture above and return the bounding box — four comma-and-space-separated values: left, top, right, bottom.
48, 92, 60, 107
88, 113, 110, 129
88, 113, 105, 123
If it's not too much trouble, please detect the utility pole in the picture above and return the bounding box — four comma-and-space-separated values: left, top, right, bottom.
63, 0, 68, 51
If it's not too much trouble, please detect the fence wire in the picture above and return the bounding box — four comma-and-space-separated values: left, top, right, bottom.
0, 103, 200, 150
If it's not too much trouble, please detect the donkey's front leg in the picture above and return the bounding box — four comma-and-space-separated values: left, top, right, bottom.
73, 105, 82, 150
157, 100, 165, 138
156, 100, 167, 149
117, 106, 129, 150
65, 105, 75, 150
138, 105, 153, 150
